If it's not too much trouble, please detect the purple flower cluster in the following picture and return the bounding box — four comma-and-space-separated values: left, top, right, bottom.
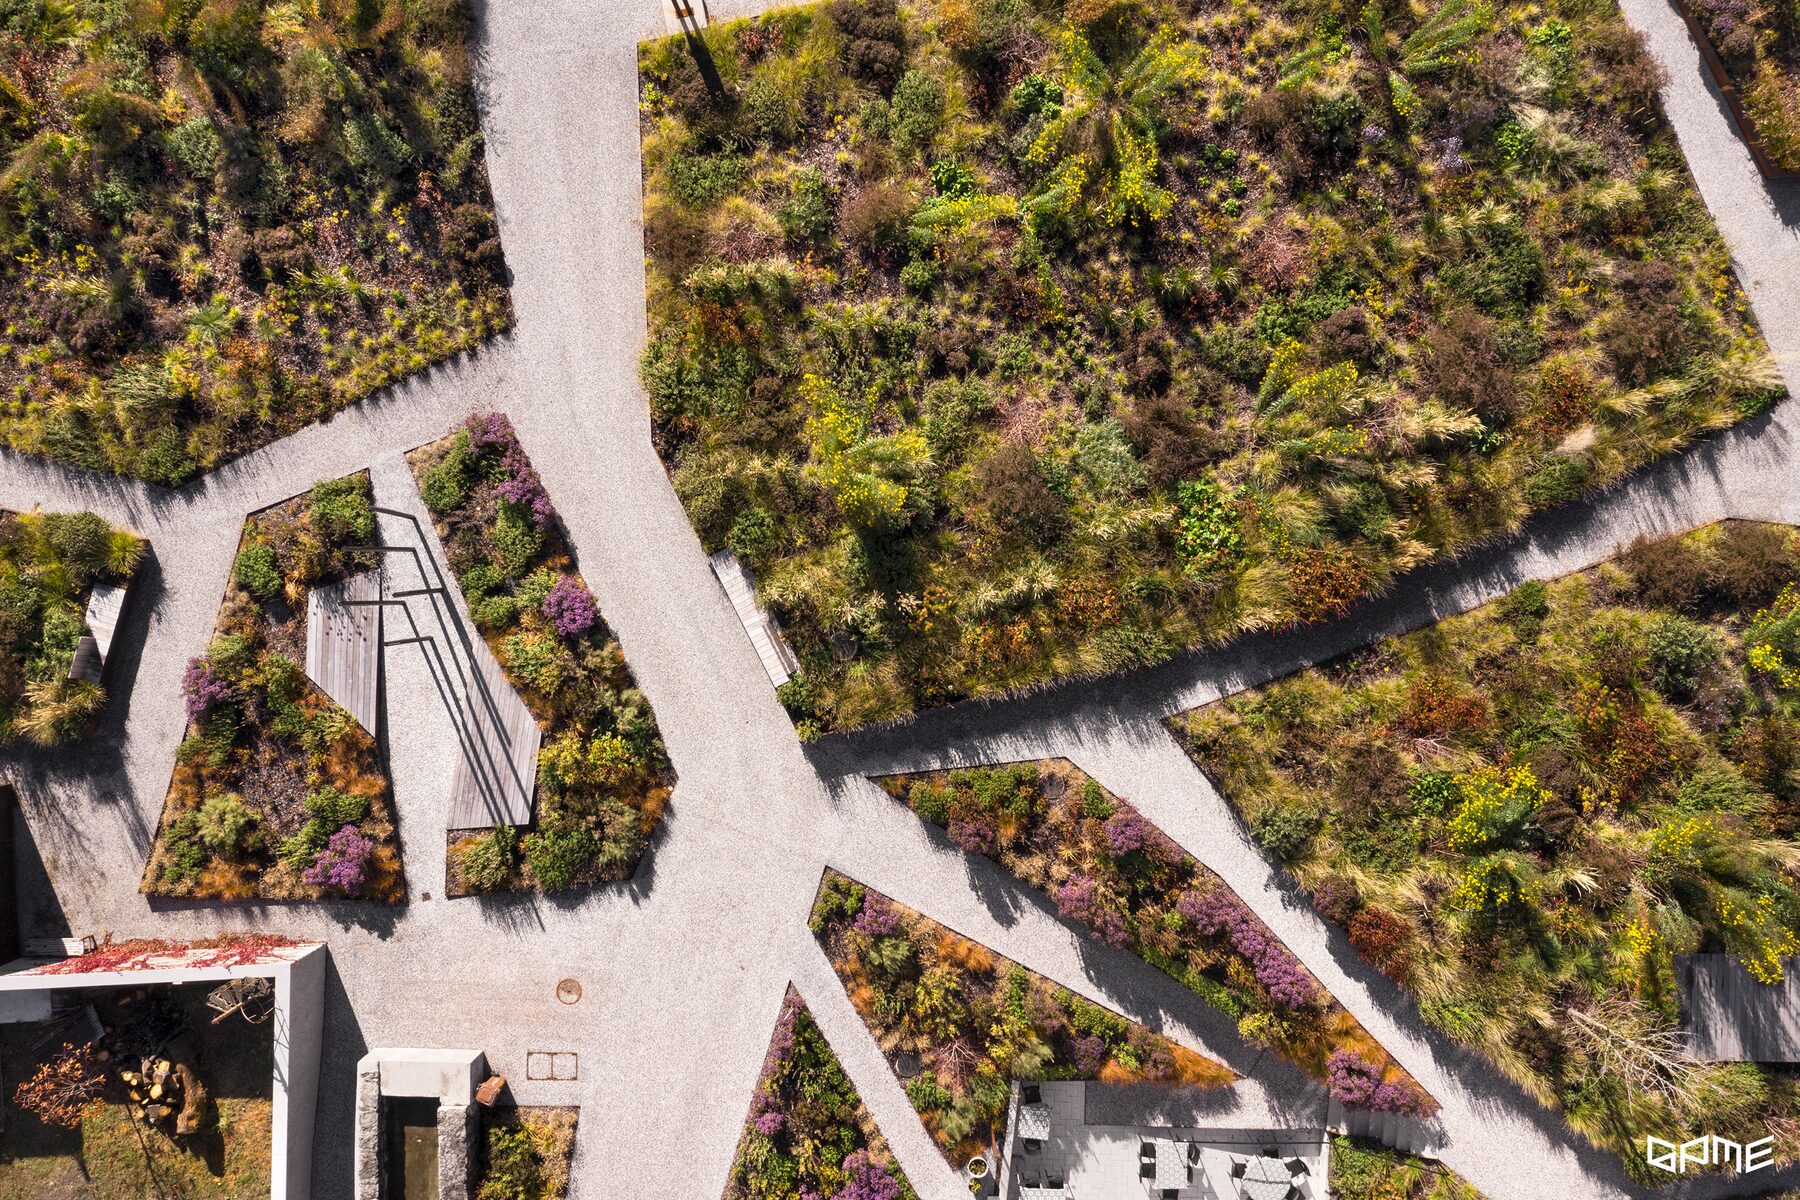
302, 824, 375, 894
1694, 0, 1756, 55
753, 1111, 785, 1136
541, 575, 598, 639
1177, 888, 1318, 1009
1325, 1049, 1431, 1116
834, 1151, 903, 1200
947, 817, 998, 856
1435, 136, 1467, 174
464, 411, 555, 529
1072, 1033, 1108, 1075
1361, 123, 1387, 145
181, 656, 233, 719
1100, 803, 1182, 862
852, 897, 903, 938
749, 994, 800, 1131
1054, 873, 1129, 947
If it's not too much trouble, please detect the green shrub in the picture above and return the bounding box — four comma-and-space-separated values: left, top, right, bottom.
473, 593, 520, 629
167, 114, 223, 176
40, 512, 114, 586
667, 152, 746, 206
907, 780, 951, 824
308, 475, 375, 544
888, 70, 945, 153
1081, 779, 1114, 820
162, 813, 207, 884
1251, 803, 1319, 861
306, 784, 370, 827
197, 793, 257, 856
1500, 579, 1549, 640
461, 563, 504, 596
1523, 454, 1590, 506
522, 827, 600, 891
727, 507, 781, 566
234, 542, 282, 599
1646, 614, 1719, 697
421, 460, 470, 513
493, 504, 542, 578
777, 168, 834, 245
457, 828, 514, 892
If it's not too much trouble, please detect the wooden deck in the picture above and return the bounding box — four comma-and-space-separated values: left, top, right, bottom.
445, 629, 541, 830
709, 551, 797, 688
306, 571, 383, 738
1681, 954, 1800, 1061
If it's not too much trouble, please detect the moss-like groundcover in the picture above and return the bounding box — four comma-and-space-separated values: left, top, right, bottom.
879, 760, 1431, 1114
1, 509, 144, 745
1170, 521, 1800, 1178
811, 869, 1234, 1163
637, 0, 1784, 734
144, 472, 404, 902
0, 0, 512, 484
727, 988, 917, 1200
1685, 0, 1800, 171
410, 413, 675, 895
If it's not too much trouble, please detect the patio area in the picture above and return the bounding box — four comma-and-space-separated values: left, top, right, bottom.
997, 1081, 1328, 1200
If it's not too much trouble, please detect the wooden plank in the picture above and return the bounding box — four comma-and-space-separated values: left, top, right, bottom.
709, 551, 798, 688
306, 572, 382, 738
445, 630, 540, 830
1681, 954, 1800, 1061
82, 581, 127, 664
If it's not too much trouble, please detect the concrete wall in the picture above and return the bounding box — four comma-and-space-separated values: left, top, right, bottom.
0, 785, 17, 966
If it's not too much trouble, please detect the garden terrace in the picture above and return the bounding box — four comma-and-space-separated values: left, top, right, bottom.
637, 0, 1785, 734
0, 0, 513, 484
1168, 520, 1800, 1179
877, 760, 1431, 1115
410, 413, 675, 896
477, 1107, 579, 1200
0, 508, 145, 746
1682, 0, 1800, 172
143, 472, 405, 902
1329, 1135, 1486, 1200
809, 869, 1235, 1164
725, 988, 918, 1200
0, 979, 277, 1199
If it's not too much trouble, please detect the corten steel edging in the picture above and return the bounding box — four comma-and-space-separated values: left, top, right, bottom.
1669, 0, 1800, 182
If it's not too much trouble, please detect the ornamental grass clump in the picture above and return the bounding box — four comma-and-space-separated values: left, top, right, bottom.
0, 509, 144, 746
881, 761, 1425, 1110
146, 473, 404, 903
811, 869, 1233, 1162
639, 0, 1782, 733
1172, 520, 1800, 1177
726, 988, 917, 1200
410, 416, 674, 895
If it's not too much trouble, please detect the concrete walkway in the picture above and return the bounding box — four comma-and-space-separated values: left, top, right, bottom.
2, 1, 1798, 1198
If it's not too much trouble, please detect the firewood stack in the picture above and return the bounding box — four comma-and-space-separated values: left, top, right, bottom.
119, 1053, 210, 1135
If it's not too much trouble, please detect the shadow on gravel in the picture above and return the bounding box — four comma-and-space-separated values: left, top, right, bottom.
309, 954, 371, 1198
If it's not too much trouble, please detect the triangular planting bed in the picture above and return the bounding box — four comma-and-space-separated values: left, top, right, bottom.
810, 868, 1235, 1164
144, 472, 404, 902
874, 761, 1431, 1118
408, 413, 674, 896
725, 986, 917, 1200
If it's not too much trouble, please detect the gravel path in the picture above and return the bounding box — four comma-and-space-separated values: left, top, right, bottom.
2, 0, 1798, 1198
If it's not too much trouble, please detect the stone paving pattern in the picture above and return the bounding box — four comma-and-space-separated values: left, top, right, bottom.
2, 0, 1799, 1197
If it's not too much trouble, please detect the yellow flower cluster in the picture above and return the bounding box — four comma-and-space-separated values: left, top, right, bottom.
1625, 916, 1657, 958
1446, 764, 1544, 852
1719, 894, 1798, 985
1747, 584, 1800, 689
1647, 814, 1714, 876
1451, 855, 1532, 911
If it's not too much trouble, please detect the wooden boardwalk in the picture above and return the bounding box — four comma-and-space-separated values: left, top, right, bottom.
306, 572, 383, 738
708, 551, 797, 688
1680, 954, 1800, 1061
445, 628, 541, 830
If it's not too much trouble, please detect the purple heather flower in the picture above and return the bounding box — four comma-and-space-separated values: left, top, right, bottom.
1072, 1033, 1108, 1075
181, 656, 233, 719
947, 817, 999, 856
1177, 888, 1318, 1009
1361, 123, 1386, 144
302, 824, 375, 894
853, 897, 903, 938
1435, 136, 1467, 174
1326, 1049, 1430, 1116
1103, 808, 1151, 856
464, 411, 517, 452
541, 575, 598, 638
834, 1151, 904, 1200
753, 1110, 785, 1136
1055, 874, 1129, 947
751, 994, 801, 1120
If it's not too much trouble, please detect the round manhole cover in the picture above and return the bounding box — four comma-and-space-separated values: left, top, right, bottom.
556, 978, 582, 1005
